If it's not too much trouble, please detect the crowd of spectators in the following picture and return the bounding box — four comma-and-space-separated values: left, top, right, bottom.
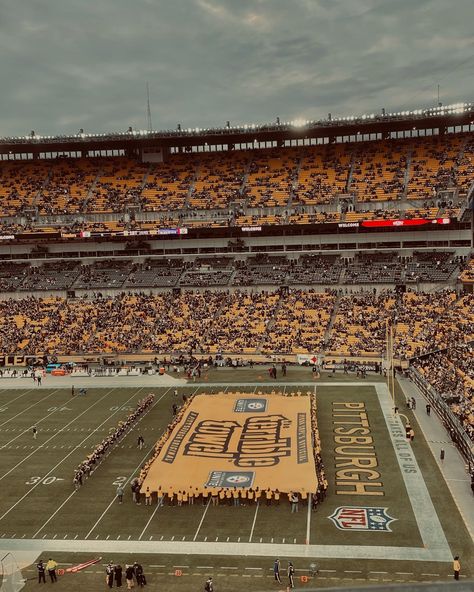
0, 252, 451, 294
413, 346, 474, 441
0, 134, 472, 224
326, 292, 396, 357
0, 288, 472, 358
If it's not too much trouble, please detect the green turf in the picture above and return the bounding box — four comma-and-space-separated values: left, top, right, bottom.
0, 373, 472, 588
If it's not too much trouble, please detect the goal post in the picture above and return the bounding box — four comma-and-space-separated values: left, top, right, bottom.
0, 553, 25, 592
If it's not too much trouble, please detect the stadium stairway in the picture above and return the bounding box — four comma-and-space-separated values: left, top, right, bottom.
184, 163, 199, 209
83, 166, 103, 211
35, 167, 53, 206
139, 163, 153, 193
323, 292, 341, 347
255, 295, 286, 353
345, 152, 356, 194
402, 150, 412, 199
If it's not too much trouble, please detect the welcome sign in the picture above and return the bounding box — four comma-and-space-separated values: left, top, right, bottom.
141, 393, 318, 494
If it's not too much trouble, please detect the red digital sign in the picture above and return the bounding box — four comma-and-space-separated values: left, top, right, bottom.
361, 218, 450, 228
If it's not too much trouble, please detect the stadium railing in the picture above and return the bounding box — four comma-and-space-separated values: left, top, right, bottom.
409, 367, 474, 467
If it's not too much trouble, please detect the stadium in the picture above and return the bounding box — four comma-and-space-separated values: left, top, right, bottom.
0, 102, 472, 592
1, 2, 474, 591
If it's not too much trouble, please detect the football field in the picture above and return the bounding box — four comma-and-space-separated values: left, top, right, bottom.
0, 370, 472, 590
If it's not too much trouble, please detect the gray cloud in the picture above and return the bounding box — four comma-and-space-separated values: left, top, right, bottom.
0, 0, 472, 136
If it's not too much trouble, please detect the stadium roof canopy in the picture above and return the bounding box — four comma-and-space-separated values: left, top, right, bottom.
1, 102, 473, 156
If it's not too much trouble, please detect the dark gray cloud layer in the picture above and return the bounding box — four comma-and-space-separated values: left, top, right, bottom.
0, 0, 473, 136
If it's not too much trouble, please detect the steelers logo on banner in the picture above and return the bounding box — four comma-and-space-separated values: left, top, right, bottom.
205, 470, 255, 488
234, 398, 267, 413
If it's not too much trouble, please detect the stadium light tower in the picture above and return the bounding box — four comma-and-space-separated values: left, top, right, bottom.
146, 81, 153, 132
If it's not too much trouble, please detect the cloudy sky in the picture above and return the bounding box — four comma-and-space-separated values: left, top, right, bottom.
0, 0, 473, 136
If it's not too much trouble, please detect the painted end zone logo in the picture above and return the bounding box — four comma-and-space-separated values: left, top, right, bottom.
234, 398, 267, 413
329, 506, 396, 532
205, 471, 255, 488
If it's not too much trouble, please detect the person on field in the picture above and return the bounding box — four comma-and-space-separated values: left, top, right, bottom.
145, 487, 152, 506
125, 565, 134, 589
37, 560, 46, 584
114, 564, 123, 587
204, 576, 213, 592
453, 555, 461, 580
106, 563, 114, 588
46, 558, 58, 582
287, 561, 295, 588
133, 562, 145, 587
116, 484, 124, 503
290, 491, 299, 513
273, 559, 282, 583
32, 426, 37, 440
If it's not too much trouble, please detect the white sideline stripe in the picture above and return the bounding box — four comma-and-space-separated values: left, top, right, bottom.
0, 387, 123, 522
0, 389, 59, 428
31, 388, 146, 538
248, 502, 259, 542
84, 388, 172, 539
0, 537, 456, 562
376, 384, 450, 556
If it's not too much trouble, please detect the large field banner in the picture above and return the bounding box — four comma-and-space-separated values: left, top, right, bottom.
142, 393, 317, 494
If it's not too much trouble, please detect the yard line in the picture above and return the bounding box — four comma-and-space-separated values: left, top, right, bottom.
138, 504, 161, 541
0, 403, 68, 449
31, 491, 76, 538
0, 388, 34, 407
248, 501, 260, 542
0, 387, 142, 523
0, 389, 60, 428
0, 387, 121, 483
30, 387, 153, 537
84, 388, 171, 539
193, 498, 211, 541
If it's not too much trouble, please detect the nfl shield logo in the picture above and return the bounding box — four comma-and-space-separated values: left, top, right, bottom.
328, 506, 396, 532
